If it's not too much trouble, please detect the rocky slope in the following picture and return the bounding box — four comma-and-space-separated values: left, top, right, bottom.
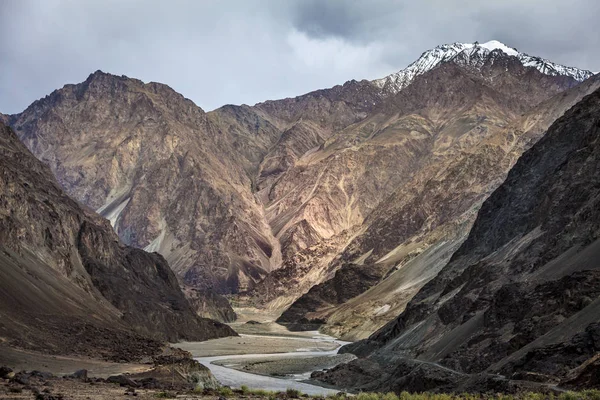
315, 86, 600, 392
7, 72, 385, 300
277, 73, 600, 340
8, 72, 285, 297
184, 288, 237, 323
0, 121, 234, 360
246, 49, 595, 338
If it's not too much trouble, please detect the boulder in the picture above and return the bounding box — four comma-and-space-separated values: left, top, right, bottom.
0, 366, 13, 379
106, 374, 140, 387
67, 369, 88, 381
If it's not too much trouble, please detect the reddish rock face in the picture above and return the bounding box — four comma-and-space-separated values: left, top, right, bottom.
8, 71, 387, 298
9, 71, 281, 295
0, 121, 235, 360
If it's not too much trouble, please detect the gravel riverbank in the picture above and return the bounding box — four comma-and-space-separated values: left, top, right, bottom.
213, 353, 356, 377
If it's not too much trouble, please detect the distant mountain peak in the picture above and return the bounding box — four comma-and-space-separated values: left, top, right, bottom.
373, 40, 594, 94
476, 40, 519, 56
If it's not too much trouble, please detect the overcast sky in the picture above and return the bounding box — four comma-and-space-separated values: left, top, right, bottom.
1, 0, 599, 114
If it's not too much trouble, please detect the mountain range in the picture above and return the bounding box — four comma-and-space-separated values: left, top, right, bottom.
315, 75, 600, 394
1, 39, 599, 391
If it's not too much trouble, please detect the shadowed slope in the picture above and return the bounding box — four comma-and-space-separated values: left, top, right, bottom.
0, 121, 235, 360
316, 85, 600, 392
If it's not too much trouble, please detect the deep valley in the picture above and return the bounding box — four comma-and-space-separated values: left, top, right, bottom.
1, 32, 600, 398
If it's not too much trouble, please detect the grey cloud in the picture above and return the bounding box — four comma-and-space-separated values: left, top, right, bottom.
289, 0, 403, 42
0, 0, 598, 115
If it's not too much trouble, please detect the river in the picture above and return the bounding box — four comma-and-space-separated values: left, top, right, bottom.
193, 331, 350, 395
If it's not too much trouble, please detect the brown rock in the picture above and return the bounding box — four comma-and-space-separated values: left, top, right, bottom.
0, 121, 234, 360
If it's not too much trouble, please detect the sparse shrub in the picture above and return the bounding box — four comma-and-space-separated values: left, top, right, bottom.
560, 392, 583, 400
287, 388, 302, 398
251, 389, 273, 396
431, 394, 454, 400
357, 392, 381, 400
155, 392, 175, 399
495, 394, 515, 400
520, 392, 545, 400
193, 385, 203, 394
218, 386, 234, 398
240, 385, 250, 395
581, 390, 600, 400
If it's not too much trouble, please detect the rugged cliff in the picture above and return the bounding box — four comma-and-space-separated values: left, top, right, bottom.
315, 85, 600, 392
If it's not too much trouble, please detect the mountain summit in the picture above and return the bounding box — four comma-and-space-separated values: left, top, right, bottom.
373, 40, 595, 94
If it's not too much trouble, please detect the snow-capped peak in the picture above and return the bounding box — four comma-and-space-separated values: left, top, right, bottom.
478, 40, 519, 56
373, 40, 594, 94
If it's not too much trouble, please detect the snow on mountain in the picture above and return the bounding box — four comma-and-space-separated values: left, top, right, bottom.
373, 40, 594, 94
478, 40, 519, 56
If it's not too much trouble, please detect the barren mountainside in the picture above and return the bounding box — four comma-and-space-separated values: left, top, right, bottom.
9, 72, 284, 297
0, 121, 234, 360
276, 72, 600, 340
316, 86, 600, 392
5, 41, 596, 335
245, 48, 595, 338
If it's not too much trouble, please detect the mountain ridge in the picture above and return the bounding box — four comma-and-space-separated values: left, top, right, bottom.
8, 70, 284, 298
4, 41, 596, 334
373, 40, 594, 95
314, 84, 600, 392
238, 52, 591, 333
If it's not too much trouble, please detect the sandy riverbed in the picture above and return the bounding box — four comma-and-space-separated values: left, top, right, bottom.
176, 326, 340, 357
213, 353, 356, 377
174, 323, 353, 394
0, 321, 353, 395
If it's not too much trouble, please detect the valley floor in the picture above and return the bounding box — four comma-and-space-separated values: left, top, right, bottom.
0, 345, 150, 378
0, 322, 352, 397
176, 322, 340, 357
176, 322, 351, 395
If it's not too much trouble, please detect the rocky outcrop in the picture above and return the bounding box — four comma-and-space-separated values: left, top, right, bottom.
184, 288, 237, 323
316, 85, 600, 392
0, 121, 234, 360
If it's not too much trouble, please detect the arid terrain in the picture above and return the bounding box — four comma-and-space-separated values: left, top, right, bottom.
312, 85, 600, 393
1, 34, 600, 397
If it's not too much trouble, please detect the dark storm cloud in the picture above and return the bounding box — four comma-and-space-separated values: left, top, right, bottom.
289, 0, 402, 42
0, 0, 598, 115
